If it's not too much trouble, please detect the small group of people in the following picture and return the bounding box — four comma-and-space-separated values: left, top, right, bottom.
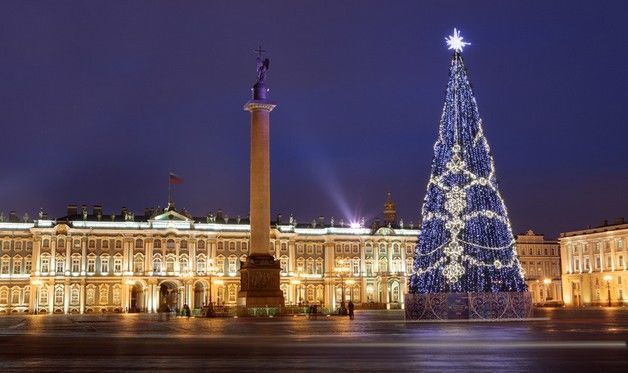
340, 301, 355, 320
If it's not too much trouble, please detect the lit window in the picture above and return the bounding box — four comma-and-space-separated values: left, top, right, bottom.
72, 257, 80, 273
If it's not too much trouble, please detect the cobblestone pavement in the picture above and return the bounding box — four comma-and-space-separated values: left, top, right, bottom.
0, 308, 626, 372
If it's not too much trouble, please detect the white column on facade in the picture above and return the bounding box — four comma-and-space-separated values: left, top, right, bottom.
79, 282, 85, 314
50, 237, 56, 275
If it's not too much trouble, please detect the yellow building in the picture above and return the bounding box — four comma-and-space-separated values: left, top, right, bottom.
0, 197, 418, 315
515, 230, 562, 305
560, 218, 627, 306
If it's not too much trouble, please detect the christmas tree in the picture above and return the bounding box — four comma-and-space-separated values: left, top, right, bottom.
409, 29, 527, 294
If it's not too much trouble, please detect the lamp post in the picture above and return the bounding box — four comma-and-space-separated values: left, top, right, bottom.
604, 274, 612, 307
543, 278, 551, 306
334, 260, 350, 314
206, 260, 217, 306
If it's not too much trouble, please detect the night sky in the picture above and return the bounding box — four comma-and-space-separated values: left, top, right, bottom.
1, 1, 626, 239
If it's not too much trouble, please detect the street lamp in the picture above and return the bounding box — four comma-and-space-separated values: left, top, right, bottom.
543, 278, 551, 306
206, 259, 217, 306
334, 259, 350, 314
604, 274, 612, 307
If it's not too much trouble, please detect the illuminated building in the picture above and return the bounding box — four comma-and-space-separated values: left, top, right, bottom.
0, 195, 418, 314
515, 230, 562, 305
560, 218, 627, 306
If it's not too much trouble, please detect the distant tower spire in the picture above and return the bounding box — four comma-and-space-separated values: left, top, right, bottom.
383, 191, 397, 226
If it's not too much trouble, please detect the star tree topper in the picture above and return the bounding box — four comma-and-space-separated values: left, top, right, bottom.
445, 28, 470, 53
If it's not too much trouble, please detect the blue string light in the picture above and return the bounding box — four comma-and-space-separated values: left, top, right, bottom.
409, 43, 527, 294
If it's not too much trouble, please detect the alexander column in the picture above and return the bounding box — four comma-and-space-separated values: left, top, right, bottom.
237, 49, 284, 308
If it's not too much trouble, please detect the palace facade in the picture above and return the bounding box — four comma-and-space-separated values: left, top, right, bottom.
515, 230, 562, 305
0, 196, 419, 315
560, 218, 627, 306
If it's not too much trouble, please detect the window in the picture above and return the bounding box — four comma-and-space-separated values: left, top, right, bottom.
585, 258, 590, 271
315, 259, 323, 274
39, 287, 48, 305
102, 240, 109, 249
41, 257, 50, 273
619, 255, 624, 269
618, 239, 624, 249
393, 244, 400, 256
228, 242, 235, 251
297, 245, 304, 254
595, 257, 601, 269
11, 288, 20, 304
42, 239, 50, 248
242, 242, 248, 251
316, 245, 322, 255
15, 241, 22, 250
72, 256, 80, 273
25, 257, 31, 273
74, 239, 81, 248
307, 245, 313, 255
23, 287, 30, 304
166, 256, 175, 272
13, 258, 22, 274
228, 256, 237, 274
228, 284, 237, 303
153, 257, 162, 273
180, 256, 189, 272
153, 240, 161, 249
100, 256, 110, 274
135, 239, 143, 249
70, 287, 80, 305
197, 257, 206, 274
0, 288, 9, 304
55, 286, 64, 305
180, 240, 188, 249
344, 244, 350, 254
280, 256, 288, 275
544, 248, 548, 256
88, 240, 95, 249
86, 287, 95, 305
352, 259, 360, 275
575, 258, 580, 272
217, 241, 224, 251
115, 240, 122, 249
1, 258, 10, 274
216, 256, 225, 273
198, 240, 206, 250
112, 286, 121, 305
306, 258, 314, 274
56, 258, 65, 273
134, 256, 143, 273
113, 256, 122, 272
99, 285, 109, 305
281, 243, 287, 253
87, 257, 96, 273
607, 256, 612, 269
167, 240, 175, 250
366, 261, 373, 276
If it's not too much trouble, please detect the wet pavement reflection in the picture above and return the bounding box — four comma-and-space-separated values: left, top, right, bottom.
0, 308, 626, 371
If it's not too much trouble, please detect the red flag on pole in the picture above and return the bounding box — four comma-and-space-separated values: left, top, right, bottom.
169, 172, 183, 185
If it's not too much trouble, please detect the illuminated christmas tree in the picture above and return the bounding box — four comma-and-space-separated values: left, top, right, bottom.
409, 29, 527, 294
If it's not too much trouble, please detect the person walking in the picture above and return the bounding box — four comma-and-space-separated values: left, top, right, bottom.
348, 300, 355, 320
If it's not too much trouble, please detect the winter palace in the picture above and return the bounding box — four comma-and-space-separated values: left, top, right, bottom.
0, 194, 421, 314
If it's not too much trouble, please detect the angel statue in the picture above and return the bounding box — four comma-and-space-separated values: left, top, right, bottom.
256, 56, 270, 84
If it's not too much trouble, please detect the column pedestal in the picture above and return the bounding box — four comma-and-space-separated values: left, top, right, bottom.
237, 254, 283, 307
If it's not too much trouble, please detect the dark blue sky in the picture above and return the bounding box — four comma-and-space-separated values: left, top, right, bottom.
1, 1, 626, 238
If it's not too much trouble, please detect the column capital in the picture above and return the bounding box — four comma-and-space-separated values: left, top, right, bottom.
243, 100, 277, 112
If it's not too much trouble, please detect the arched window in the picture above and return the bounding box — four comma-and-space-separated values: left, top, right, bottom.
228, 256, 237, 274
42, 239, 50, 248
55, 255, 65, 273
71, 255, 81, 273
70, 286, 80, 305
153, 239, 161, 249
134, 254, 144, 273
153, 255, 162, 273
180, 240, 188, 249
86, 285, 96, 305
0, 287, 9, 304
11, 287, 20, 304
115, 240, 122, 249
197, 240, 206, 250
100, 255, 110, 274
167, 240, 175, 250
54, 285, 64, 305
12, 256, 22, 274
23, 286, 30, 305
39, 285, 48, 305
196, 255, 206, 274
113, 254, 123, 273
166, 255, 175, 272
40, 254, 50, 273
112, 285, 121, 305
98, 284, 109, 305
180, 255, 189, 272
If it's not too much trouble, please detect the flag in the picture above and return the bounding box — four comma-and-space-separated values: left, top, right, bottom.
169, 172, 183, 185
